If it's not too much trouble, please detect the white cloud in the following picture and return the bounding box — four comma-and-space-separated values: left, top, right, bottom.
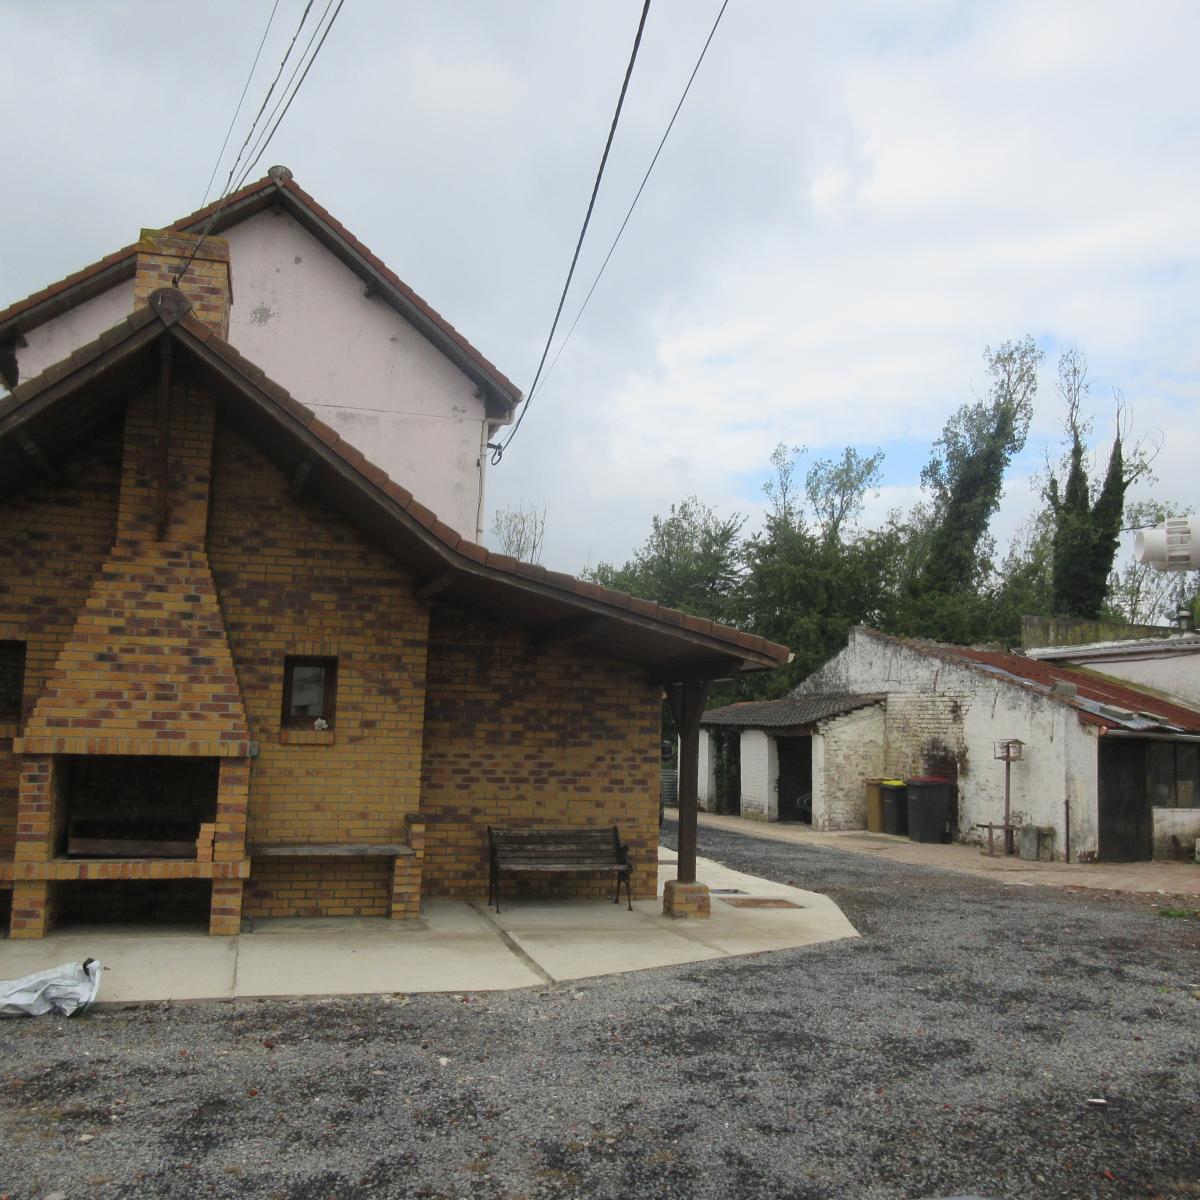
2, 0, 1197, 586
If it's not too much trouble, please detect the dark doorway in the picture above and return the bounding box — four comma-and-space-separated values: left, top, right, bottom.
777, 735, 812, 823
712, 729, 741, 816
1098, 740, 1151, 861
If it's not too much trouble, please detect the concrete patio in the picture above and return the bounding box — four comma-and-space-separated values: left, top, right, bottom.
0, 850, 858, 1004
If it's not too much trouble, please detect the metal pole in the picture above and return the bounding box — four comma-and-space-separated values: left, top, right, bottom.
1003, 756, 1013, 856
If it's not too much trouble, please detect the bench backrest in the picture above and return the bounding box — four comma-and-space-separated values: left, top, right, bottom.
489, 825, 622, 865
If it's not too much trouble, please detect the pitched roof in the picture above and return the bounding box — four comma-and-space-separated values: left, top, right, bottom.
858, 628, 1200, 734
0, 168, 521, 418
0, 291, 791, 680
701, 693, 884, 729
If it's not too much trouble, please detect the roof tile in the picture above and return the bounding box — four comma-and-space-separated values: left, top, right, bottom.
457, 540, 489, 565
406, 499, 437, 530
430, 519, 461, 551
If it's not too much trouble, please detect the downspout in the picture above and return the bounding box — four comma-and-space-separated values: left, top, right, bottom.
475, 417, 490, 544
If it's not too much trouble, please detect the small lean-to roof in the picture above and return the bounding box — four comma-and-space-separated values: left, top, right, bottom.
0, 168, 521, 419
859, 628, 1200, 734
701, 693, 884, 730
0, 292, 790, 682
1026, 635, 1200, 662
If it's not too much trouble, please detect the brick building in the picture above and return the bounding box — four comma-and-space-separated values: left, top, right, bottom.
0, 226, 788, 938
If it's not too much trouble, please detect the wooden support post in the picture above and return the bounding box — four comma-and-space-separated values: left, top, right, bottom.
667, 678, 712, 885
290, 453, 317, 501
155, 338, 172, 539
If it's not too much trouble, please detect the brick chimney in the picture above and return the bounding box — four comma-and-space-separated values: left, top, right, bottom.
17, 228, 250, 760
133, 229, 232, 339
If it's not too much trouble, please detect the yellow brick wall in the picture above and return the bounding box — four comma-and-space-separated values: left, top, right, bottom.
0, 433, 123, 859
419, 605, 662, 901
245, 858, 391, 919
206, 422, 431, 918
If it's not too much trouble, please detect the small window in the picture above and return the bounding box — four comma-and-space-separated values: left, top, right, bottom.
281, 657, 338, 729
0, 641, 26, 721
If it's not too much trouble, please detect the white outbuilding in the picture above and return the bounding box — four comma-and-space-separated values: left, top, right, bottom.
696, 627, 1200, 863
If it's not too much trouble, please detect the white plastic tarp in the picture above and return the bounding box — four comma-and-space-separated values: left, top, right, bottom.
0, 958, 102, 1017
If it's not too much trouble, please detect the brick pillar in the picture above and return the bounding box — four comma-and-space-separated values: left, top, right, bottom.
14, 754, 60, 863
389, 818, 426, 920
209, 878, 244, 936
213, 758, 250, 862
10, 881, 54, 938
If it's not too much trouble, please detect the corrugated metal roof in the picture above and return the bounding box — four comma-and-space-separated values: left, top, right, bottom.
701, 693, 884, 729
861, 629, 1200, 733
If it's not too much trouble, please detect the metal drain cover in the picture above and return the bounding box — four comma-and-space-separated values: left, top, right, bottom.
709, 888, 747, 895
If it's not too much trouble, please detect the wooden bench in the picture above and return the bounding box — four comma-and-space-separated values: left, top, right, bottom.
487, 826, 633, 913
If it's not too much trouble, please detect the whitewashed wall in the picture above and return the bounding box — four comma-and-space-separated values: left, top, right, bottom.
801, 629, 1101, 857
812, 705, 885, 830
1152, 807, 1200, 860
696, 730, 717, 811
739, 730, 778, 821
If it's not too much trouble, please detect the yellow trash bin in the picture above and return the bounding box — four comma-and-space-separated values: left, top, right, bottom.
865, 778, 885, 833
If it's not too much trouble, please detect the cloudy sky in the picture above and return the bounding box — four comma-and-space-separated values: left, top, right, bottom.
3, 0, 1197, 575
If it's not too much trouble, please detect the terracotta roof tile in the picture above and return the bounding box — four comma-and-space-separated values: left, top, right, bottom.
308, 417, 341, 448
406, 499, 437, 530
359, 461, 388, 489
457, 540, 489, 565
383, 480, 413, 507
430, 519, 461, 551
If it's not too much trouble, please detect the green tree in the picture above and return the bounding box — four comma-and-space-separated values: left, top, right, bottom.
918, 337, 1042, 592
1046, 348, 1151, 618
902, 337, 1042, 640
738, 442, 896, 693
586, 496, 746, 625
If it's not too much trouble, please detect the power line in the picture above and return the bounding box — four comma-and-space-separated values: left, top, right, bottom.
492, 0, 653, 466
173, 0, 345, 288
233, 0, 345, 192
204, 0, 316, 217
201, 0, 283, 207
230, 0, 334, 191
535, 0, 731, 404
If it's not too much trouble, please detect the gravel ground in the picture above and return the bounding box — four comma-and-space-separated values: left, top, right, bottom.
2, 821, 1198, 1200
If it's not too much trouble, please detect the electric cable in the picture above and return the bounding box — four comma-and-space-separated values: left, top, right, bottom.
492, 0, 653, 465
232, 0, 340, 192
173, 0, 345, 287
534, 0, 730, 404
201, 0, 282, 206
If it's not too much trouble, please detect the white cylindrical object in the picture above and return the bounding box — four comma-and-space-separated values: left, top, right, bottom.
1134, 517, 1200, 571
